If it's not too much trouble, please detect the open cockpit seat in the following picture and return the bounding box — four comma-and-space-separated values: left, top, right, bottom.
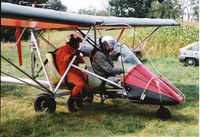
46, 53, 67, 88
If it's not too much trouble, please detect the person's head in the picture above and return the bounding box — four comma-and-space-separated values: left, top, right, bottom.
101, 36, 116, 52
66, 34, 83, 49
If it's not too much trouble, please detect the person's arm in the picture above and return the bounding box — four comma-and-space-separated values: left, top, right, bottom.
96, 54, 123, 76
63, 53, 71, 65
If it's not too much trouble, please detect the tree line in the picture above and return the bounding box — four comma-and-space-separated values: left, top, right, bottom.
1, 0, 199, 42
1, 0, 66, 42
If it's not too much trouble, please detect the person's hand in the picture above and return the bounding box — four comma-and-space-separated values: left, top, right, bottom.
70, 50, 81, 60
125, 68, 132, 73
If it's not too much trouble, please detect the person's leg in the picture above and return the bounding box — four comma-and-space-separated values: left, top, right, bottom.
67, 72, 85, 111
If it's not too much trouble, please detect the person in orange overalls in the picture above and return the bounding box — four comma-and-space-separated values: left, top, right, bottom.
56, 34, 86, 112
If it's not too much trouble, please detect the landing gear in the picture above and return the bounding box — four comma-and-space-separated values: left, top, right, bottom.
156, 106, 171, 120
34, 93, 56, 113
84, 94, 94, 103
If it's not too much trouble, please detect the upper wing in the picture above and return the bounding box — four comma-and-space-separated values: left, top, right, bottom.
1, 2, 180, 29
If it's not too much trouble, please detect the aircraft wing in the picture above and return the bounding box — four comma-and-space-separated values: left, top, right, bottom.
1, 2, 180, 29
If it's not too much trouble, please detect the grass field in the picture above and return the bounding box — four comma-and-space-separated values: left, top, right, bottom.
1, 48, 199, 137
1, 21, 199, 137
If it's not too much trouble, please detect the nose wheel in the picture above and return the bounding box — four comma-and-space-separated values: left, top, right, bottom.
34, 93, 56, 113
156, 106, 171, 120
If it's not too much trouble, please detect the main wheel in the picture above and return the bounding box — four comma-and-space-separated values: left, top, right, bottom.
34, 93, 56, 113
185, 58, 196, 66
156, 106, 171, 120
84, 94, 94, 103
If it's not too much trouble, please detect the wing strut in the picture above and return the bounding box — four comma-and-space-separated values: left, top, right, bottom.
8, 20, 30, 60
1, 55, 53, 95
1, 71, 47, 92
115, 26, 161, 68
30, 30, 53, 91
35, 31, 57, 50
110, 28, 125, 55
76, 28, 101, 50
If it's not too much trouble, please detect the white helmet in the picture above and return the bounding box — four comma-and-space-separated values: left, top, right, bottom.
101, 36, 116, 48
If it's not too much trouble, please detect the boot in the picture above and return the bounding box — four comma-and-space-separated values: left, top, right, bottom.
67, 95, 78, 112
75, 94, 84, 109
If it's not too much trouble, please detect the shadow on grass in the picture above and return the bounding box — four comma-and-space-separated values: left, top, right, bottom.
1, 100, 197, 137
1, 83, 198, 136
1, 84, 30, 98
174, 83, 199, 101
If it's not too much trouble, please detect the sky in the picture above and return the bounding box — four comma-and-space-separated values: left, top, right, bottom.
61, 0, 109, 12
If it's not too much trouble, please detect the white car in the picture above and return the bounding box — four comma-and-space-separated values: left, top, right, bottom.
178, 42, 199, 66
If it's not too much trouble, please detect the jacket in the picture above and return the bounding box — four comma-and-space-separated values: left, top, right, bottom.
92, 50, 123, 78
56, 44, 83, 76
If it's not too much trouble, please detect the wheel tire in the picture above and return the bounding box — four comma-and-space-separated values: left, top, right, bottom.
156, 106, 171, 120
84, 94, 94, 103
185, 58, 196, 66
34, 93, 56, 113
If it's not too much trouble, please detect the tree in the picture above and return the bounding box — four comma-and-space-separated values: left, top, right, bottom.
78, 6, 96, 15
78, 6, 109, 16
108, 0, 156, 17
191, 0, 199, 21
48, 0, 67, 11
1, 0, 67, 42
151, 0, 183, 19
181, 0, 199, 21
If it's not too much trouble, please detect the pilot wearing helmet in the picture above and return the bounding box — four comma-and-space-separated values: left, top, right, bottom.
56, 34, 86, 112
92, 36, 126, 85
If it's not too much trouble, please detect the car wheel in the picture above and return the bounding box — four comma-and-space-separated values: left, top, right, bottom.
185, 58, 196, 66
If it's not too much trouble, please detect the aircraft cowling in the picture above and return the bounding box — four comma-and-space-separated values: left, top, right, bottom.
125, 64, 185, 106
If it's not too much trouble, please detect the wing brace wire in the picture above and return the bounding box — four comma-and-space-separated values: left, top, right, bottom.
8, 20, 30, 60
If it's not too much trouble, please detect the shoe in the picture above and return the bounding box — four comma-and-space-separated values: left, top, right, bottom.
67, 96, 78, 112
75, 95, 84, 109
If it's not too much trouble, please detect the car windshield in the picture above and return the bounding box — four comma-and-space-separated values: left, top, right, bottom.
114, 44, 142, 71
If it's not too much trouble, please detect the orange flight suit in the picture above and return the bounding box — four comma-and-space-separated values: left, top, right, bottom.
56, 44, 85, 97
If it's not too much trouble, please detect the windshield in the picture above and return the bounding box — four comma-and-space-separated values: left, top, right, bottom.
115, 44, 142, 71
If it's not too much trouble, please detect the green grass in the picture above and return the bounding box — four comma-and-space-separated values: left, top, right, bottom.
1, 47, 199, 137
1, 21, 199, 136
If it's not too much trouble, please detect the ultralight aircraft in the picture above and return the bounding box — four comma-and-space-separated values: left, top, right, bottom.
1, 2, 185, 119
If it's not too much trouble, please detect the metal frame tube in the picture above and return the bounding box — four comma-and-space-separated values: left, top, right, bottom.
71, 64, 123, 89
132, 26, 161, 52
30, 45, 36, 78
1, 55, 52, 94
35, 31, 57, 50
53, 27, 93, 94
110, 28, 125, 55
8, 20, 30, 59
30, 30, 53, 91
1, 71, 47, 92
115, 26, 161, 68
76, 28, 101, 49
94, 25, 97, 47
